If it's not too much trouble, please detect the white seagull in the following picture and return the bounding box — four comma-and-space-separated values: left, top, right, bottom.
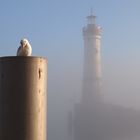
17, 38, 32, 56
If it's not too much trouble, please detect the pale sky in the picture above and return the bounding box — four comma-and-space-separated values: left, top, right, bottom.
0, 0, 140, 57
1, 1, 140, 140
0, 0, 140, 113
0, 0, 140, 107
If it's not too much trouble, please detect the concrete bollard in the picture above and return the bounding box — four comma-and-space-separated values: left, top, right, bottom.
0, 56, 47, 140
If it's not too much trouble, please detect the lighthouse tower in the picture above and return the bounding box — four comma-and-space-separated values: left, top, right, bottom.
72, 14, 103, 140
82, 13, 102, 103
72, 13, 140, 140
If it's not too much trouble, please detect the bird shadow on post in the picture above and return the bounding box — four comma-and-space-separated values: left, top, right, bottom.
0, 56, 47, 140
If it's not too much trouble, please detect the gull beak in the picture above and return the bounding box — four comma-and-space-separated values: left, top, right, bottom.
20, 41, 23, 46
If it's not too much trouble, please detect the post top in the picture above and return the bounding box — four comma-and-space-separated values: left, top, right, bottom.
0, 56, 48, 62
0, 56, 47, 59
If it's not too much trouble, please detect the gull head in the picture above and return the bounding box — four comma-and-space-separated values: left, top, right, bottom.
20, 38, 29, 47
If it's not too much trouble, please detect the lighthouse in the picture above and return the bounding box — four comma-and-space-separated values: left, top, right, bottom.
82, 13, 102, 103
72, 13, 140, 140
72, 13, 103, 140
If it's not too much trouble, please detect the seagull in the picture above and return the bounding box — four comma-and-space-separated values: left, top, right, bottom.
17, 38, 32, 56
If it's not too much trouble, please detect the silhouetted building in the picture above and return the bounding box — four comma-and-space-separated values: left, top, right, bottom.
69, 13, 140, 140
82, 13, 102, 103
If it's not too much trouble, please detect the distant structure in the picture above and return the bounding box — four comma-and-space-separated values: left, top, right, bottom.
82, 13, 102, 103
70, 13, 140, 140
72, 12, 103, 140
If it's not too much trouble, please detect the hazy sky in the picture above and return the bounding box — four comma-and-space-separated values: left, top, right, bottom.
1, 1, 140, 140
0, 0, 140, 56
1, 0, 140, 115
0, 0, 140, 107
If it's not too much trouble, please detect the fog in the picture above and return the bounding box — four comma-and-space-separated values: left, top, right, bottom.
48, 44, 83, 140
47, 34, 140, 140
0, 0, 139, 139
45, 2, 140, 138
102, 52, 140, 110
